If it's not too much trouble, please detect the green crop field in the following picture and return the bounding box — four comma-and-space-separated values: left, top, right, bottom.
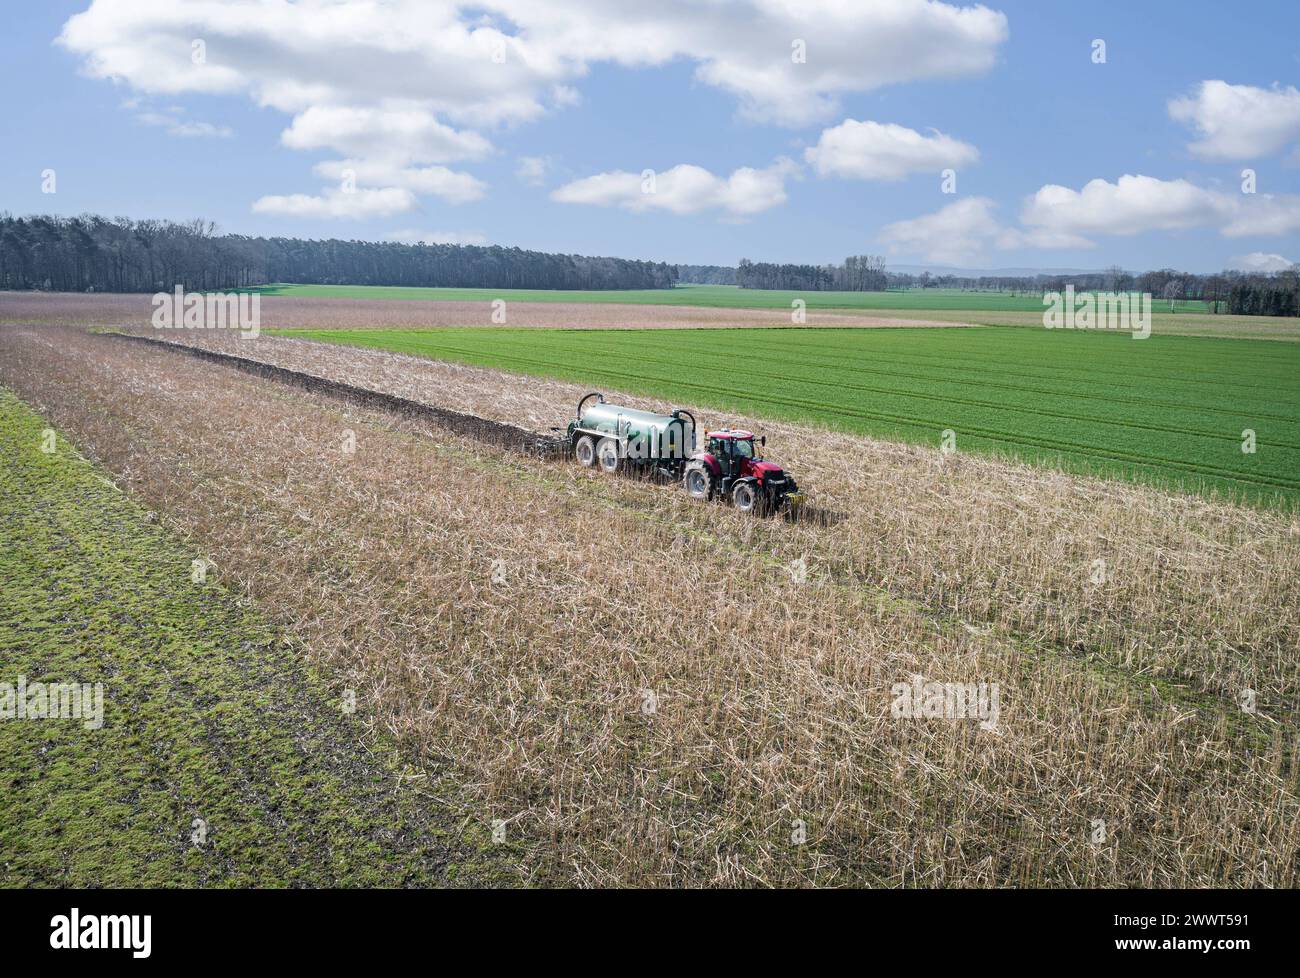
0, 388, 508, 886
252, 282, 1211, 314
282, 326, 1300, 506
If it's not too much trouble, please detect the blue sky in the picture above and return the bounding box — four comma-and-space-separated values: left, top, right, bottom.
3, 0, 1299, 272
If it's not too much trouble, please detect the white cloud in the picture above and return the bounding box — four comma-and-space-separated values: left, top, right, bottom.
995, 227, 1095, 251
551, 160, 798, 218
58, 1, 1010, 132
134, 104, 231, 138
880, 169, 1300, 265
57, 1, 559, 123
251, 187, 416, 219
313, 159, 485, 204
1169, 81, 1300, 160
550, 85, 582, 108
58, 0, 1010, 215
383, 229, 489, 246
1221, 194, 1300, 237
880, 197, 1000, 265
879, 196, 1098, 265
1227, 252, 1296, 273
516, 156, 552, 186
485, 0, 1009, 126
805, 119, 978, 181
649, 0, 1009, 126
1020, 174, 1231, 237
281, 105, 491, 164
1017, 173, 1300, 241
167, 120, 233, 138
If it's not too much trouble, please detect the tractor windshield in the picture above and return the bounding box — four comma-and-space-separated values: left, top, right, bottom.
733, 439, 755, 459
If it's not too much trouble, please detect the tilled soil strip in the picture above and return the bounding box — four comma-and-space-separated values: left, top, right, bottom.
105, 331, 546, 454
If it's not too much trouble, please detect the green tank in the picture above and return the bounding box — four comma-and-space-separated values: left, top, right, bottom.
569, 393, 695, 463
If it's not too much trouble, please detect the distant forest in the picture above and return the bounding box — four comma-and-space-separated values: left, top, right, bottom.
737, 256, 1300, 316
3, 213, 1298, 316
889, 265, 1300, 317
738, 255, 888, 291
0, 214, 678, 292
675, 264, 737, 285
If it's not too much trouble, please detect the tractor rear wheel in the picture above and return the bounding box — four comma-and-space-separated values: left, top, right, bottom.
732, 480, 761, 514
575, 435, 596, 467
597, 437, 621, 473
683, 461, 713, 501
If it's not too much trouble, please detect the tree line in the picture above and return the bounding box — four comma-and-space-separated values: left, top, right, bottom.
0, 214, 679, 293
675, 264, 737, 285
737, 255, 888, 291
889, 263, 1300, 316
4, 213, 1296, 316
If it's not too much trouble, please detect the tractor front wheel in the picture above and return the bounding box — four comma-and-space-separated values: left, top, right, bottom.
732, 480, 762, 514
683, 461, 713, 501
575, 435, 596, 468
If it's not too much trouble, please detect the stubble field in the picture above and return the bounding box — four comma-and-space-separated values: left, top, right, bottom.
2, 304, 1298, 887
6, 287, 1297, 340
0, 290, 961, 331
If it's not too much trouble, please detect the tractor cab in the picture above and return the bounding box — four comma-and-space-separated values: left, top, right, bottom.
706, 429, 762, 478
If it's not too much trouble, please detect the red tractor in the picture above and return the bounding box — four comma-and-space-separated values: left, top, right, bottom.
682, 428, 804, 514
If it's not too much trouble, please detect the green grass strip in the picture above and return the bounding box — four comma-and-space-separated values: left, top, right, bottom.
0, 388, 515, 888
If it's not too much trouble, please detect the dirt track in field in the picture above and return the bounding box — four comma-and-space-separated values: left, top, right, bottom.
0, 290, 970, 331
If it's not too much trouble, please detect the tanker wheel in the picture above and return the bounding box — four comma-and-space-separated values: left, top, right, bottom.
732, 480, 761, 514
597, 437, 621, 473
575, 435, 597, 468
683, 462, 713, 501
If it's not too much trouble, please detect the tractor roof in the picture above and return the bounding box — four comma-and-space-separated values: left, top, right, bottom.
708, 429, 754, 440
